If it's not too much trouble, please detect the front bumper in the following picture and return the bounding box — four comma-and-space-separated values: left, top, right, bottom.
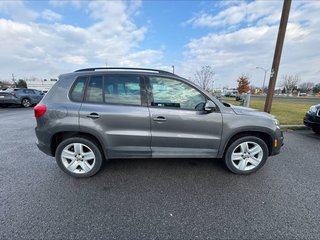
270, 128, 284, 156
304, 112, 320, 128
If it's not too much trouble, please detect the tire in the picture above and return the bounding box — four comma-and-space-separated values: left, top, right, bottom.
224, 136, 269, 174
312, 128, 320, 134
55, 137, 103, 178
21, 98, 31, 108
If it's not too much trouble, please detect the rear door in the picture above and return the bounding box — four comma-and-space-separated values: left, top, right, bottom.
146, 76, 222, 158
79, 74, 151, 159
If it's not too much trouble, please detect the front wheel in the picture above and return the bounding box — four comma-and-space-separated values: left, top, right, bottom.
55, 137, 103, 178
224, 136, 269, 174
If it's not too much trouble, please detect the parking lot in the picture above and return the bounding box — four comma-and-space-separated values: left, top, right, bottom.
1, 107, 320, 239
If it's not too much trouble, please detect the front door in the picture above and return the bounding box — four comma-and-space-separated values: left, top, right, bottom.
147, 76, 222, 158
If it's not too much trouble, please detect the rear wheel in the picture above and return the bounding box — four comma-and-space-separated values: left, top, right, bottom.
55, 137, 103, 178
224, 136, 269, 174
312, 127, 320, 134
21, 98, 31, 108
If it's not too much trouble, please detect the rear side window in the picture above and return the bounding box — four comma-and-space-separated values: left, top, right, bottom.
23, 89, 35, 94
70, 77, 86, 102
85, 76, 103, 103
104, 76, 142, 105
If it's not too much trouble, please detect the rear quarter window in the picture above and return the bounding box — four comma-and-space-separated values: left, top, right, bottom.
70, 77, 87, 102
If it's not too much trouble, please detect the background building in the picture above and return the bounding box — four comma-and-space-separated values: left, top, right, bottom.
25, 79, 58, 91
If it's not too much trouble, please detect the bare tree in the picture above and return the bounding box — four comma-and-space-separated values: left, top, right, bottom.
194, 66, 215, 92
0, 80, 14, 89
281, 74, 300, 94
299, 81, 314, 93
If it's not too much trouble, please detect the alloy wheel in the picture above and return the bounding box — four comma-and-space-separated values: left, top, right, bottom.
231, 141, 263, 171
61, 143, 96, 174
22, 99, 31, 107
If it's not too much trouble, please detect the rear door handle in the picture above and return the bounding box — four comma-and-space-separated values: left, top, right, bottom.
153, 116, 166, 122
86, 113, 100, 119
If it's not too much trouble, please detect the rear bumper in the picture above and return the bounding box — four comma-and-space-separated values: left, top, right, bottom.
35, 126, 54, 156
36, 139, 53, 156
270, 128, 284, 156
0, 98, 20, 105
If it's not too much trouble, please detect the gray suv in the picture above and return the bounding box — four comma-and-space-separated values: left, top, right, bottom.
0, 88, 44, 107
34, 68, 283, 177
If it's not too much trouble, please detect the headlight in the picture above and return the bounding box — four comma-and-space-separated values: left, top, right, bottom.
309, 106, 317, 113
273, 119, 280, 129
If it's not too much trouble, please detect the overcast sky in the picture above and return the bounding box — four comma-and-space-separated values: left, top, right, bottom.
0, 0, 319, 88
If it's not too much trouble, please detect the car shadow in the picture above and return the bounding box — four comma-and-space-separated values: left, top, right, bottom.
0, 105, 33, 110
102, 157, 226, 173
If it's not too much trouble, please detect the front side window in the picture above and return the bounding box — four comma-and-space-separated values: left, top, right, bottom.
85, 76, 103, 103
104, 76, 142, 105
150, 77, 206, 111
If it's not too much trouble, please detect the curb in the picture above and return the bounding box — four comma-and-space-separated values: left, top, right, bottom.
280, 125, 309, 131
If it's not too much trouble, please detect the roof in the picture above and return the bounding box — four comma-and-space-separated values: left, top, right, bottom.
74, 67, 177, 77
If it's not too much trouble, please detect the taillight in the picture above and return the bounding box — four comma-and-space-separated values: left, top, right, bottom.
34, 104, 46, 118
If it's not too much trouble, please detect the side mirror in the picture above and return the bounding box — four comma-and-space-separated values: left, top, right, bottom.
204, 100, 217, 112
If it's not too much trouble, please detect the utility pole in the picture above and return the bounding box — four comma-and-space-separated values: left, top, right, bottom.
12, 73, 17, 87
264, 0, 292, 113
256, 67, 268, 94
172, 65, 175, 74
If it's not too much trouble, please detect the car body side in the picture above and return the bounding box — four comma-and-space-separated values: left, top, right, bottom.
35, 71, 283, 160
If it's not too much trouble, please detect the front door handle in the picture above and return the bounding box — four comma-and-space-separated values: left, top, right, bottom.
86, 113, 100, 119
153, 116, 166, 122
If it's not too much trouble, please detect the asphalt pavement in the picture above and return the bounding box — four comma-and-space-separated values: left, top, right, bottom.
1, 107, 320, 239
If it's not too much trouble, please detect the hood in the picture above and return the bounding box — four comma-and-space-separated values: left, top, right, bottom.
313, 104, 320, 108
231, 105, 275, 119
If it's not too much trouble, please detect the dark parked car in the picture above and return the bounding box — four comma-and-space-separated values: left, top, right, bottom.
304, 104, 320, 134
34, 67, 283, 178
0, 88, 44, 107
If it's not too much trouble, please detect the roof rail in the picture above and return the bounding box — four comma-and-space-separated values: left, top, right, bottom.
74, 67, 176, 76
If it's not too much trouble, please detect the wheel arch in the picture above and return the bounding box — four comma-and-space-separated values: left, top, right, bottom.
21, 97, 32, 104
219, 129, 274, 158
50, 131, 107, 159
